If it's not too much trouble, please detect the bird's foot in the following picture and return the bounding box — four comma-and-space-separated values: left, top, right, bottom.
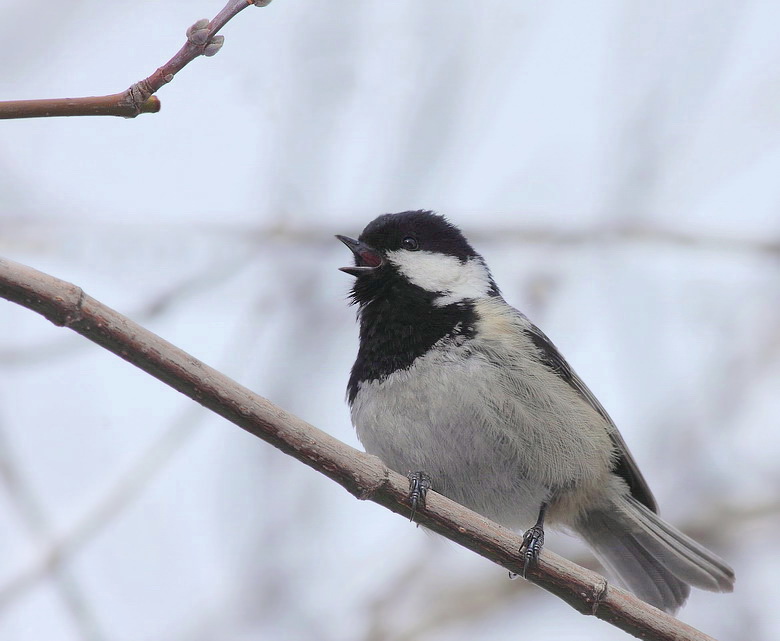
519, 524, 545, 577
407, 471, 432, 520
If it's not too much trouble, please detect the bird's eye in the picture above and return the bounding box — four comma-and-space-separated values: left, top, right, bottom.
402, 236, 419, 251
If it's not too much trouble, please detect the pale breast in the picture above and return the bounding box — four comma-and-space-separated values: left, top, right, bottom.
350, 300, 617, 528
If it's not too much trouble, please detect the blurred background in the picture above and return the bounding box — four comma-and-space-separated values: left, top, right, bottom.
1, 1, 778, 639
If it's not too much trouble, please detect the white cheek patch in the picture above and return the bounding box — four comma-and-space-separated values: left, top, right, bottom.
386, 250, 493, 305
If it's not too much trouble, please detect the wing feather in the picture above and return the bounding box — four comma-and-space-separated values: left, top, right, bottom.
519, 316, 658, 513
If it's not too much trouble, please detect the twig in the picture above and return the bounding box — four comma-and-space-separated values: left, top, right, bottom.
0, 255, 720, 641
0, 0, 272, 120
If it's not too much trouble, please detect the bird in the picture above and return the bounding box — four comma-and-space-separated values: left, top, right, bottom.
336, 210, 735, 613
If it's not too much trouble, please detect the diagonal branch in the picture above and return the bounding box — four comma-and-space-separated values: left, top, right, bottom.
0, 0, 272, 120
0, 255, 719, 641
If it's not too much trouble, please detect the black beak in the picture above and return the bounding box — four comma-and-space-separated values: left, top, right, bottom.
336, 235, 384, 276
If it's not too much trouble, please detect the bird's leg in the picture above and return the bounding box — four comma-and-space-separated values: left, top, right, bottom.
519, 502, 548, 577
407, 471, 432, 520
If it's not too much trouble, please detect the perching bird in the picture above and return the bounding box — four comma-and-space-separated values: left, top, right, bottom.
337, 210, 734, 613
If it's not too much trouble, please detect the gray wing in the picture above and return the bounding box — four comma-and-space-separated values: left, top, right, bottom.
519, 316, 659, 514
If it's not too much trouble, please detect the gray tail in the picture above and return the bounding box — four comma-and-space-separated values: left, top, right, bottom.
576, 496, 735, 613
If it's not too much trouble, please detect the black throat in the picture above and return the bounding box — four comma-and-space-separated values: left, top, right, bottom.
347, 279, 477, 404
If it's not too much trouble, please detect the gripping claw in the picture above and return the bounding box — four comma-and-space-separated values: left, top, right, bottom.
518, 503, 548, 577
519, 525, 545, 577
407, 471, 432, 520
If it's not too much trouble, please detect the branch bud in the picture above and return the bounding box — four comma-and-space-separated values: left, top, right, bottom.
203, 36, 225, 58
186, 19, 211, 45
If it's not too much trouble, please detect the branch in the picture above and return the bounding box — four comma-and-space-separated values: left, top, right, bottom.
0, 256, 720, 641
0, 0, 272, 120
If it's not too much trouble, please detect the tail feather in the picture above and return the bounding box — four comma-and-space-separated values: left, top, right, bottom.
577, 497, 734, 613
578, 508, 691, 612
624, 496, 735, 592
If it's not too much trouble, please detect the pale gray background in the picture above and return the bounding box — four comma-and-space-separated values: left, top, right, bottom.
1, 1, 778, 640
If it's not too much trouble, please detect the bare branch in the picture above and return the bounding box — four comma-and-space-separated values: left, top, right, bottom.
0, 255, 721, 641
0, 0, 272, 120
0, 94, 162, 119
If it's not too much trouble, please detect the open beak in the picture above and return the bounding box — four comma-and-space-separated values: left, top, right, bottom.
335, 235, 384, 276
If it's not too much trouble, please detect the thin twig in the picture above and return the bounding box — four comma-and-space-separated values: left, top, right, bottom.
0, 255, 720, 641
0, 0, 272, 120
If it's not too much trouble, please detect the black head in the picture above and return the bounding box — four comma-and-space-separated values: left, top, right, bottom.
338, 211, 498, 402
336, 210, 498, 307
357, 210, 479, 261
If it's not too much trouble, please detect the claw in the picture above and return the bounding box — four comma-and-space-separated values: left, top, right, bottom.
518, 525, 545, 577
407, 471, 432, 520
518, 503, 548, 578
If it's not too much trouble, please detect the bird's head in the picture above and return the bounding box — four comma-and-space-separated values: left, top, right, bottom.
337, 210, 498, 307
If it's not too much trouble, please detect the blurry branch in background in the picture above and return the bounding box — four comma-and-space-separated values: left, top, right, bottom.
174, 219, 780, 256
5, 216, 778, 256
0, 0, 272, 120
0, 404, 202, 611
0, 248, 256, 366
0, 421, 106, 641
5, 215, 773, 366
0, 282, 279, 613
0, 256, 721, 641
